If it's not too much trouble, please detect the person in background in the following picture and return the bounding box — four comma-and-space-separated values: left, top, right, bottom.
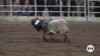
21, 0, 35, 16
3, 0, 7, 8
79, 0, 84, 16
61, 0, 68, 16
13, 0, 20, 16
94, 1, 100, 17
3, 0, 9, 15
36, 0, 45, 16
14, 0, 35, 16
70, 0, 77, 16
46, 0, 60, 16
89, 1, 95, 17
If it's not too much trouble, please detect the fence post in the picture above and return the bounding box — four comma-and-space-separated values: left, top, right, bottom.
86, 0, 89, 22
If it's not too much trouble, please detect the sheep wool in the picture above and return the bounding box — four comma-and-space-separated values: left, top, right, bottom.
48, 19, 69, 34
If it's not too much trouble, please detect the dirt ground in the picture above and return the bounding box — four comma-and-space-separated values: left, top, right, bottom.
0, 20, 100, 56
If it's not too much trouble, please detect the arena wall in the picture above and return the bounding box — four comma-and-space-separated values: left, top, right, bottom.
0, 16, 100, 22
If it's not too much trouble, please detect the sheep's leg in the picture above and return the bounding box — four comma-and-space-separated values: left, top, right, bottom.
64, 34, 70, 43
43, 31, 47, 42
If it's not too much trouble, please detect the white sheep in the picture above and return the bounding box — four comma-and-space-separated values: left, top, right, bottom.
47, 19, 70, 42
48, 19, 69, 34
31, 18, 70, 43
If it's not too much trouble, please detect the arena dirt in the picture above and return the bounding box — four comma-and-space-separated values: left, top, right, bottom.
0, 21, 100, 56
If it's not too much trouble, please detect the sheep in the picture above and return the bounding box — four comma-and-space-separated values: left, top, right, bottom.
31, 18, 70, 43
48, 19, 69, 34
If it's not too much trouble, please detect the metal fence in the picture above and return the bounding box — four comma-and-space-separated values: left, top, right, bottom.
0, 0, 100, 18
88, 0, 100, 17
